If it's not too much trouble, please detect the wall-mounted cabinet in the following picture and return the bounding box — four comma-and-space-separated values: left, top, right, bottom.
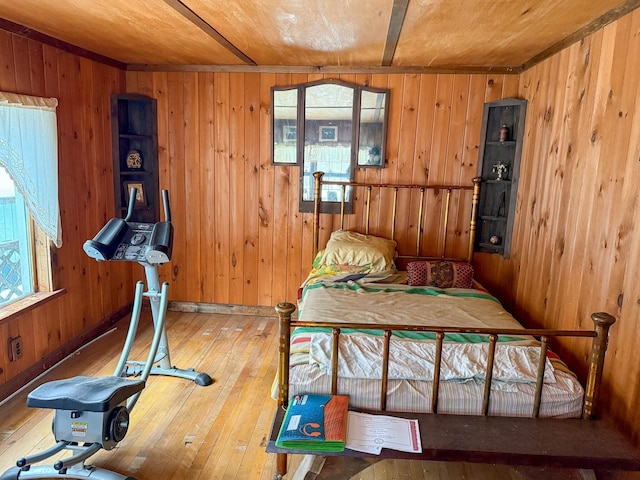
475, 98, 527, 258
110, 94, 159, 223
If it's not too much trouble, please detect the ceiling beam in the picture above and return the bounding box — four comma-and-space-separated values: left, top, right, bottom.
382, 0, 410, 66
127, 63, 522, 75
162, 0, 256, 65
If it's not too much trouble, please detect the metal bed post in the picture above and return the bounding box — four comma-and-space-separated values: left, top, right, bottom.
274, 301, 296, 479
312, 172, 324, 258
468, 177, 481, 263
416, 188, 425, 257
583, 312, 616, 419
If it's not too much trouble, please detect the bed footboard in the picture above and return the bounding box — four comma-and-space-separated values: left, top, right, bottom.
270, 303, 623, 478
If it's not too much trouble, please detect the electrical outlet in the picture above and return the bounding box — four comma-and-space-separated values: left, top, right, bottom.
8, 336, 22, 361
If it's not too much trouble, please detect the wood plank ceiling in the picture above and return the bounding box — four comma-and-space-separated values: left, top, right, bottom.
0, 0, 638, 72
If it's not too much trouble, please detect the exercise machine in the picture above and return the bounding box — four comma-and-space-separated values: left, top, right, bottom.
1, 189, 212, 480
83, 190, 212, 386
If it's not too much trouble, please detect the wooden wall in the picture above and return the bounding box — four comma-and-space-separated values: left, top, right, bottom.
474, 8, 640, 453
0, 30, 132, 396
3, 7, 640, 462
124, 71, 519, 306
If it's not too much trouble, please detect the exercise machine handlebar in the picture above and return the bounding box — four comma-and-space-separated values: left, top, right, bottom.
123, 186, 137, 222
162, 189, 171, 223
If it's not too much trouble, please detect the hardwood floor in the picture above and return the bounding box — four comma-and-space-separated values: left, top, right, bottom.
0, 310, 594, 480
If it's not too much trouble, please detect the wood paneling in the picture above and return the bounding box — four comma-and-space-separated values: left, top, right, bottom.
127, 70, 518, 306
474, 8, 640, 460
124, 7, 640, 455
0, 30, 131, 396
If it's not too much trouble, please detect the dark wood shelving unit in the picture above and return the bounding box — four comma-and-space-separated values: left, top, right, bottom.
110, 94, 159, 223
475, 98, 527, 258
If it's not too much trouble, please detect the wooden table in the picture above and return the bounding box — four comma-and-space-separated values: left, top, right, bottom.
266, 408, 640, 479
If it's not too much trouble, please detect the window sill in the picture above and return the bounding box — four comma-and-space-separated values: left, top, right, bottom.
0, 289, 67, 325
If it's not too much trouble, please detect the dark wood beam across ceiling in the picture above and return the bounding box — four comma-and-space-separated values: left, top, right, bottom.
382, 0, 410, 66
162, 0, 257, 65
125, 63, 521, 74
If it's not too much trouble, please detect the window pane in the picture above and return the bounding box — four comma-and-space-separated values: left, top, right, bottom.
0, 165, 33, 306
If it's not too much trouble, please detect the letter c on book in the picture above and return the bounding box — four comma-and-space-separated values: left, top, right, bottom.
301, 423, 322, 437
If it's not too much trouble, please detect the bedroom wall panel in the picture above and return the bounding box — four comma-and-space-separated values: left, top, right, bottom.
126, 71, 519, 308
0, 30, 129, 397
474, 9, 640, 451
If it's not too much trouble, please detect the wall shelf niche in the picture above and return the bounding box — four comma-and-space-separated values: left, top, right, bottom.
110, 94, 159, 223
475, 98, 527, 258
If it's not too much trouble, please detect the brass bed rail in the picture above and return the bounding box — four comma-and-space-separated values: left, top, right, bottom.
275, 302, 615, 421
312, 171, 482, 262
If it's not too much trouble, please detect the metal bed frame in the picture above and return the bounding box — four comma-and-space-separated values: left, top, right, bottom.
266, 172, 640, 479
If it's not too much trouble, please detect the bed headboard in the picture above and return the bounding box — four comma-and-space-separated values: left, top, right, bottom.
311, 172, 482, 264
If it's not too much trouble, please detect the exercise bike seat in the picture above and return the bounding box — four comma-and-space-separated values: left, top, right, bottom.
27, 376, 145, 412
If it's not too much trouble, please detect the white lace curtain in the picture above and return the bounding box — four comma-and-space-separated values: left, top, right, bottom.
0, 91, 61, 247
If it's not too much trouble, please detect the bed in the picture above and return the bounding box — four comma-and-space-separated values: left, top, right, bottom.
266, 172, 640, 479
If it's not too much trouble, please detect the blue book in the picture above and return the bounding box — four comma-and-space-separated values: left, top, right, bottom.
275, 394, 348, 451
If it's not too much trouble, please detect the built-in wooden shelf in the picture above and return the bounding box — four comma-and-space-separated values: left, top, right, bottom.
475, 98, 527, 258
110, 94, 159, 223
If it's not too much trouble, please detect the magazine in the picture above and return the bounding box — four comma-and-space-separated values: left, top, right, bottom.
275, 394, 348, 452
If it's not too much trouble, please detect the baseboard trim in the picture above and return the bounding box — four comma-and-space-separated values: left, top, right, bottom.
169, 301, 292, 318
0, 302, 132, 404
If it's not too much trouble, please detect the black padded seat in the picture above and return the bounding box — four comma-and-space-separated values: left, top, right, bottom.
27, 376, 145, 412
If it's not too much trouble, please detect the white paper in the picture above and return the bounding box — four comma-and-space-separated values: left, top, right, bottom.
345, 441, 382, 455
345, 411, 422, 454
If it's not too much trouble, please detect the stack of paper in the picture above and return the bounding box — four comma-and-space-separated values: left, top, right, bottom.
345, 411, 422, 455
275, 394, 348, 452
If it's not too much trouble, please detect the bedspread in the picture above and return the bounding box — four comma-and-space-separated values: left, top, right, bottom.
296, 281, 560, 385
277, 277, 584, 418
299, 281, 526, 330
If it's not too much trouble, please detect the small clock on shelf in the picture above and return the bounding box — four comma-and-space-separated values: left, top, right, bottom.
126, 150, 143, 170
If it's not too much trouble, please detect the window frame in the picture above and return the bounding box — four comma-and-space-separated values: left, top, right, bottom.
0, 92, 60, 314
0, 178, 56, 310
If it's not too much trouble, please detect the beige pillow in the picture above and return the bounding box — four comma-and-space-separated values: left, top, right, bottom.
319, 230, 397, 272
